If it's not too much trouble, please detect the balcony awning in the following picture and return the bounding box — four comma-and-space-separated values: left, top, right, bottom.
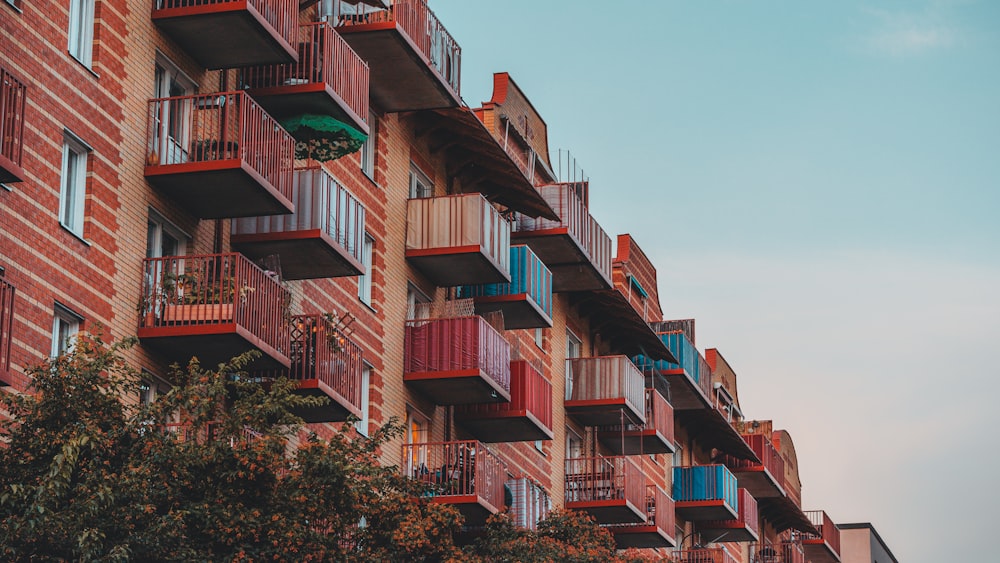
407, 107, 559, 221
677, 407, 760, 463
569, 289, 677, 362
757, 495, 818, 535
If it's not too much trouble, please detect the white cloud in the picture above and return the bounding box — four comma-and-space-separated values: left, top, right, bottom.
861, 8, 959, 57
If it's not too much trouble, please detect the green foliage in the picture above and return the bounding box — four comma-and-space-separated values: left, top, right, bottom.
464, 510, 623, 563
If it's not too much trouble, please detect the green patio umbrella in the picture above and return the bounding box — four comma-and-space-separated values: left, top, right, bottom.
279, 114, 368, 162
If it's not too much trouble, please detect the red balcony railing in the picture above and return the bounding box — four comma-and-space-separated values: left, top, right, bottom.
162, 422, 263, 447
0, 277, 14, 385
403, 315, 511, 403
241, 21, 369, 130
406, 194, 511, 286
0, 67, 26, 183
701, 488, 760, 541
232, 167, 365, 279
401, 440, 505, 516
763, 541, 805, 563
803, 510, 841, 557
611, 484, 675, 541
565, 356, 645, 426
454, 359, 552, 442
674, 547, 738, 563
144, 92, 294, 218
565, 456, 645, 517
138, 253, 291, 366
508, 477, 551, 531
337, 0, 461, 97
728, 434, 785, 483
288, 314, 362, 414
644, 388, 674, 443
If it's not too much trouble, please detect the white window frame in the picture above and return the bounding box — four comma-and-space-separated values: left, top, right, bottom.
358, 233, 374, 305
146, 209, 188, 259
564, 329, 582, 399
360, 114, 377, 181
406, 283, 431, 320
67, 0, 95, 66
153, 55, 196, 165
51, 303, 82, 357
355, 362, 372, 436
408, 164, 433, 199
59, 132, 90, 237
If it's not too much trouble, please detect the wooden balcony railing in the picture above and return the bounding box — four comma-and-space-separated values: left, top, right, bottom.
144, 91, 294, 214
803, 510, 841, 556
401, 440, 505, 513
152, 0, 296, 61
565, 356, 645, 423
516, 183, 612, 280
404, 315, 511, 395
565, 456, 645, 515
728, 433, 785, 484
674, 547, 738, 563
508, 477, 551, 531
635, 330, 713, 399
138, 253, 291, 358
673, 465, 740, 509
240, 21, 369, 127
336, 0, 461, 96
457, 244, 552, 324
0, 277, 14, 385
0, 67, 27, 183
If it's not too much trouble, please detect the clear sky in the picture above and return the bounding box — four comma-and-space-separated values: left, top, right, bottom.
433, 1, 1000, 561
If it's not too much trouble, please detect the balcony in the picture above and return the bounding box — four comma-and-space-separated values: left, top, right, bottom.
334, 0, 461, 112
241, 22, 369, 134
0, 68, 26, 184
672, 465, 739, 521
565, 456, 646, 524
0, 277, 14, 386
457, 245, 552, 329
699, 488, 760, 543
401, 440, 505, 526
752, 542, 805, 563
598, 388, 675, 455
138, 253, 291, 369
674, 548, 738, 563
454, 360, 552, 442
801, 510, 841, 563
634, 329, 712, 410
281, 314, 363, 423
403, 315, 510, 404
723, 433, 786, 498
151, 0, 296, 69
608, 484, 676, 548
232, 167, 365, 280
508, 477, 551, 531
406, 194, 511, 286
144, 92, 294, 219
565, 356, 645, 427
514, 183, 612, 292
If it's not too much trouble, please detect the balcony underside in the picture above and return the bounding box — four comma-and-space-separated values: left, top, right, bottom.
231, 230, 364, 280
404, 369, 511, 405
512, 229, 610, 292
145, 163, 294, 219
431, 495, 499, 528
658, 369, 712, 410
247, 85, 368, 135
565, 499, 645, 525
674, 500, 738, 522
609, 526, 676, 549
454, 409, 553, 443
569, 290, 677, 362
152, 7, 296, 69
677, 408, 760, 463
469, 294, 552, 329
802, 541, 840, 563
730, 466, 785, 499
138, 324, 290, 370
291, 379, 362, 423
597, 428, 676, 456
565, 399, 644, 427
697, 523, 759, 543
338, 24, 460, 112
757, 496, 817, 535
0, 154, 25, 184
406, 247, 510, 287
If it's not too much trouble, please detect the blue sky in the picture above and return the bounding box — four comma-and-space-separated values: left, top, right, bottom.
433, 1, 1000, 561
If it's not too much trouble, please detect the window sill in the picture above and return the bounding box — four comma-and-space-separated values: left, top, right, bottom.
4, 0, 21, 14
67, 52, 100, 79
60, 222, 91, 246
361, 170, 380, 190
358, 297, 377, 315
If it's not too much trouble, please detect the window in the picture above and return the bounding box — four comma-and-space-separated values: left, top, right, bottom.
564, 329, 582, 398
406, 283, 430, 320
404, 407, 428, 475
153, 56, 195, 165
565, 428, 583, 459
360, 114, 377, 180
51, 304, 82, 357
146, 210, 187, 259
59, 132, 90, 237
67, 0, 95, 66
139, 372, 170, 406
355, 363, 372, 436
534, 328, 544, 349
408, 164, 432, 198
358, 234, 374, 305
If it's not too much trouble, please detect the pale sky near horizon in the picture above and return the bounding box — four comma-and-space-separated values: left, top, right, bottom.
433, 1, 1000, 561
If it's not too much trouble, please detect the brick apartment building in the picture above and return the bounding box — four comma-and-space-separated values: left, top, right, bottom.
0, 0, 877, 560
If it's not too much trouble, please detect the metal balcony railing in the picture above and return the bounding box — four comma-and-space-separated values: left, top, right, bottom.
286, 314, 363, 410
508, 477, 551, 531
0, 67, 26, 180
152, 0, 296, 54
401, 440, 505, 511
728, 433, 785, 486
803, 510, 841, 556
672, 465, 740, 510
614, 484, 675, 537
457, 244, 552, 319
635, 330, 713, 400
565, 356, 645, 423
403, 315, 511, 395
456, 359, 551, 431
674, 548, 738, 563
565, 456, 645, 515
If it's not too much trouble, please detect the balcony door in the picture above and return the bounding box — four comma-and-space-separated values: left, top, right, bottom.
153, 56, 195, 165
